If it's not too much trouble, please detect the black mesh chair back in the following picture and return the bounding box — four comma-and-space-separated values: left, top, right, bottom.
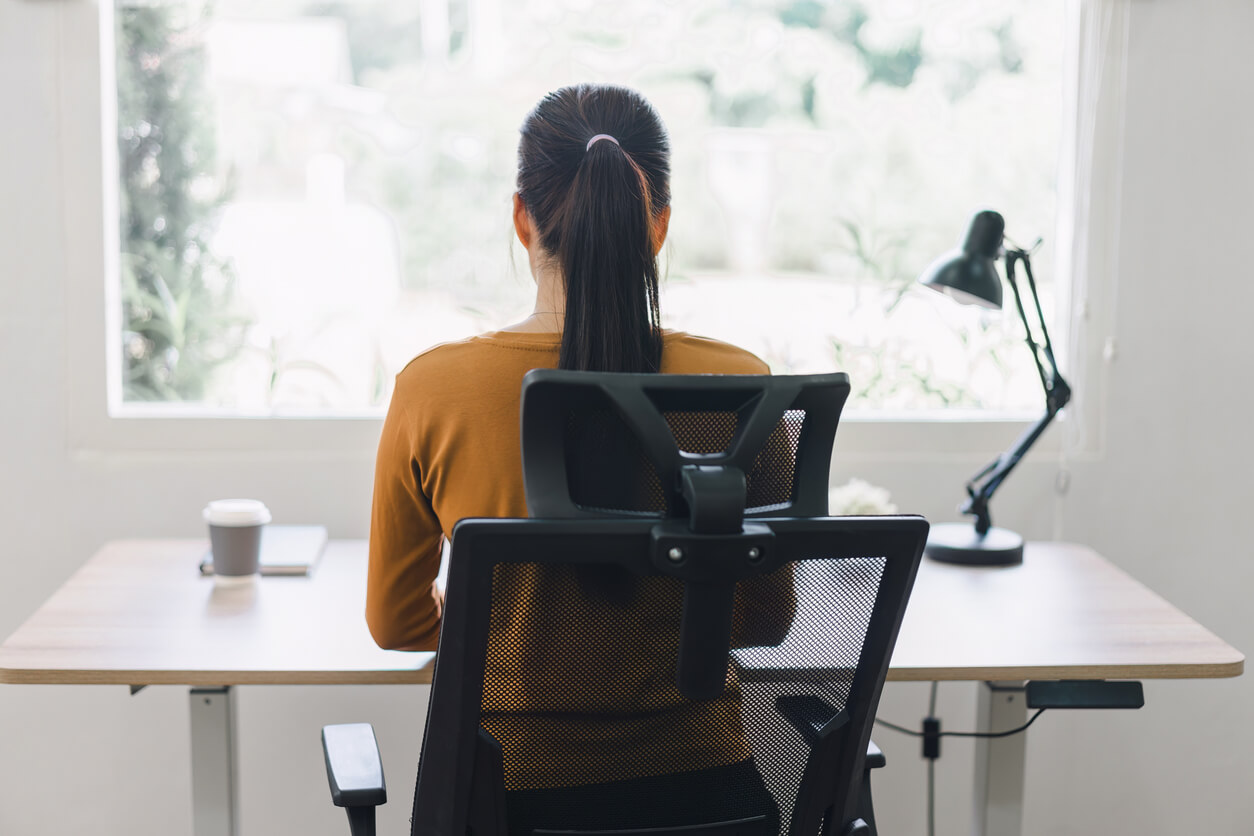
410, 372, 927, 836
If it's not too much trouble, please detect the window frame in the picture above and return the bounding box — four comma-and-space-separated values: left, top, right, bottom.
63, 0, 1125, 463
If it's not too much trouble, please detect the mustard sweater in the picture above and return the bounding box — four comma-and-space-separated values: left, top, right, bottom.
367, 328, 788, 788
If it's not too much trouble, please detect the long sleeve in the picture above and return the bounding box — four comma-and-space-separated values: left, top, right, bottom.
366, 390, 444, 651
731, 564, 796, 648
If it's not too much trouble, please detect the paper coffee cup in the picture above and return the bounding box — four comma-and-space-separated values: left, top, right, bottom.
204, 499, 271, 583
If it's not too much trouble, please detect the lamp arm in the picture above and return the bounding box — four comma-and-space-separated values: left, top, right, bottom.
960, 405, 1063, 534
1020, 251, 1062, 376
960, 250, 1072, 535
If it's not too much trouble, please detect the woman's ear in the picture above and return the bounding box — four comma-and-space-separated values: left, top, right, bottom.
653, 205, 671, 255
513, 192, 532, 250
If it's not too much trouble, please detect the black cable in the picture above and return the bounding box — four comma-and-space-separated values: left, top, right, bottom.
879, 683, 1045, 836
875, 708, 1047, 739
926, 759, 935, 836
942, 709, 1047, 738
926, 682, 937, 836
872, 717, 928, 736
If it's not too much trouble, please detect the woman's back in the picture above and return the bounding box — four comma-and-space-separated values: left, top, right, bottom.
367, 330, 766, 639
368, 328, 778, 789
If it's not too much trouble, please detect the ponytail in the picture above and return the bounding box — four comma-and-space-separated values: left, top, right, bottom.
558, 139, 662, 372
516, 85, 670, 373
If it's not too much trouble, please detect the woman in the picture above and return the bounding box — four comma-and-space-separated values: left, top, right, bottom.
368, 84, 785, 833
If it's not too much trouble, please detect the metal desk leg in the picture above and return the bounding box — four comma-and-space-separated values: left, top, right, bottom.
190, 686, 240, 836
972, 681, 1026, 836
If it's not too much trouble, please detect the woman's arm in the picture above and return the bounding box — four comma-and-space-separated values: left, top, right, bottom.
366, 395, 444, 652
731, 564, 797, 648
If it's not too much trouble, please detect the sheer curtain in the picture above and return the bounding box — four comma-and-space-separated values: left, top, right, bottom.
1053, 0, 1132, 534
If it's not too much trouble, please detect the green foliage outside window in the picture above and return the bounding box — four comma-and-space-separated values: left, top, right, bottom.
116, 5, 247, 402
112, 0, 1059, 413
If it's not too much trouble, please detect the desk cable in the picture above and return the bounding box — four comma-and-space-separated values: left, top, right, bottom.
873, 707, 1048, 740
873, 683, 1048, 836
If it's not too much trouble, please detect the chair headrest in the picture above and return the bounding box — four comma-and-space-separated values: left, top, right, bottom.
520, 371, 850, 521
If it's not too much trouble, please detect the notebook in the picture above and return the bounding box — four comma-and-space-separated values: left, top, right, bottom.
199, 524, 329, 577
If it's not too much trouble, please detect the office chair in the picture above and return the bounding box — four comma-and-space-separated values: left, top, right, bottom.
322, 371, 928, 836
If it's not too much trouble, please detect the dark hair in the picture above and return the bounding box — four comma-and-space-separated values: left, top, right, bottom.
517, 84, 671, 373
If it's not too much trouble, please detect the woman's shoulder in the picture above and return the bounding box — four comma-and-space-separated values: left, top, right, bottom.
661, 331, 769, 375
394, 335, 483, 384
401, 330, 556, 373
391, 330, 561, 405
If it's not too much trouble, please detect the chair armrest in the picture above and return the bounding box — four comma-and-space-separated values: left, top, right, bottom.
775, 694, 849, 746
322, 723, 386, 836
865, 738, 885, 770
775, 695, 883, 836
323, 723, 388, 807
774, 695, 884, 768
857, 739, 884, 836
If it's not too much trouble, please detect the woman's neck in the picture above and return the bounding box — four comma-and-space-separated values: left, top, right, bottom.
499, 263, 565, 333
507, 310, 563, 333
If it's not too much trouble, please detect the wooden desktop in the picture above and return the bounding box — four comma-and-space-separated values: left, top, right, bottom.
0, 539, 1241, 836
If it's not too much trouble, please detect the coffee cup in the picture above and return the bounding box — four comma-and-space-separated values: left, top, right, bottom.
203, 499, 272, 584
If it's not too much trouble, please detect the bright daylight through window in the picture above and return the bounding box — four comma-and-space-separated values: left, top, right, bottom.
113, 0, 1064, 416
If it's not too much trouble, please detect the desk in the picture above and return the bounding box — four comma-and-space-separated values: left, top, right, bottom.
0, 540, 1242, 836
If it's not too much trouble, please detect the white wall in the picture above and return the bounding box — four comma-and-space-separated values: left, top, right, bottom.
1046, 0, 1254, 830
1, 0, 1250, 834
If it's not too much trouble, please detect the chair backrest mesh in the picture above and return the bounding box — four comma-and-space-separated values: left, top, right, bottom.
563, 408, 667, 514
735, 557, 887, 833
410, 373, 923, 836
562, 407, 808, 516
489, 402, 874, 832
477, 552, 887, 835
745, 409, 805, 513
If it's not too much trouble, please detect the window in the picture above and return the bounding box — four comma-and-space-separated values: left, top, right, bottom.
113, 0, 1064, 417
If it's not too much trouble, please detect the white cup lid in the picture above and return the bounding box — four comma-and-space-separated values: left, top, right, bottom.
203, 499, 272, 527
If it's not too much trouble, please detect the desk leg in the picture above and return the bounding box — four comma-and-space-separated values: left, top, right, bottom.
190, 686, 240, 836
972, 681, 1026, 836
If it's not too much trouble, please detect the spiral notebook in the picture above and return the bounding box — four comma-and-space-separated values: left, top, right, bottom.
199, 524, 328, 577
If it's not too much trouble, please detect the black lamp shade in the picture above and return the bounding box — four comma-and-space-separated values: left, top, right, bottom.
919, 210, 1005, 310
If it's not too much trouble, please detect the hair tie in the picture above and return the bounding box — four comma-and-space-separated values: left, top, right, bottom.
586, 134, 620, 151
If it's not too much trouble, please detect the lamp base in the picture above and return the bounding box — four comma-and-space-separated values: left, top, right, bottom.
925, 523, 1024, 566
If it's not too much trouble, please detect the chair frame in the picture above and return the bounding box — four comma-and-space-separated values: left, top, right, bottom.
408, 515, 926, 836
322, 371, 927, 836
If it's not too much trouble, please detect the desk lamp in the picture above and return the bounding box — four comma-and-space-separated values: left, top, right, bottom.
917, 210, 1071, 565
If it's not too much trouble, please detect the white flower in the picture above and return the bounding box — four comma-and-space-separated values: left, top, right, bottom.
828, 478, 899, 516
